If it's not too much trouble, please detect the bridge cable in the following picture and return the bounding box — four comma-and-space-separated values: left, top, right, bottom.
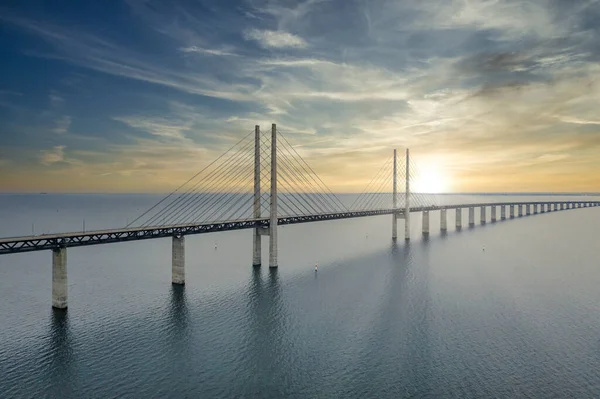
126, 129, 254, 227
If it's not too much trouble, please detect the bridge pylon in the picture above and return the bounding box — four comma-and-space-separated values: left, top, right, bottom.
392, 149, 398, 239
269, 124, 278, 267
252, 125, 261, 266
405, 148, 411, 240
251, 124, 278, 267
392, 148, 411, 241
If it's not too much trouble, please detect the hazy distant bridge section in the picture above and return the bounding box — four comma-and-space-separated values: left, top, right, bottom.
1, 123, 598, 310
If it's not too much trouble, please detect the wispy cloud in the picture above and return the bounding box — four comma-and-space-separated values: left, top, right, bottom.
48, 92, 64, 107
179, 46, 237, 56
1, 0, 600, 192
52, 115, 71, 134
39, 145, 66, 165
243, 29, 308, 48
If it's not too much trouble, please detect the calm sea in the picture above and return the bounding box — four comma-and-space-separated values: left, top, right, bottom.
1, 194, 600, 398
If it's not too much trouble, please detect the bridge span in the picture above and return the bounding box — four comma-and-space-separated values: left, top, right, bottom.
1, 202, 597, 256
1, 124, 598, 309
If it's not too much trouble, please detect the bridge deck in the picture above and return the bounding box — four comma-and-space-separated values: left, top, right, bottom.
0, 201, 596, 255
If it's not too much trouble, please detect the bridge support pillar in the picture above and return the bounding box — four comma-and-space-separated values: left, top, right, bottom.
518, 205, 523, 217
491, 206, 496, 222
392, 149, 398, 240
52, 247, 68, 309
480, 206, 486, 224
526, 204, 531, 216
456, 208, 462, 229
405, 149, 411, 241
440, 209, 447, 232
469, 207, 475, 227
510, 205, 514, 218
172, 236, 185, 285
253, 125, 262, 266
269, 124, 278, 268
501, 205, 506, 220
422, 211, 429, 236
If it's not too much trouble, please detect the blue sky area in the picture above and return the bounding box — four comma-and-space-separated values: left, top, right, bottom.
1, 0, 599, 192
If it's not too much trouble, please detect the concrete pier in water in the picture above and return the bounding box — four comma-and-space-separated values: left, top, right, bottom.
501, 206, 506, 220
52, 247, 68, 309
480, 206, 486, 224
422, 211, 429, 236
456, 209, 462, 229
440, 209, 447, 232
172, 236, 185, 285
469, 207, 475, 227
491, 206, 496, 222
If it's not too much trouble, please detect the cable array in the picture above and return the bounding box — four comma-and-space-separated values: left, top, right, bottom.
409, 161, 440, 208
126, 126, 348, 228
350, 156, 398, 210
127, 130, 257, 227
350, 152, 440, 210
276, 130, 347, 216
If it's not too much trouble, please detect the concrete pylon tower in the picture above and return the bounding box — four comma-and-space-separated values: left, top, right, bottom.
405, 148, 411, 241
269, 123, 278, 268
392, 149, 398, 240
252, 125, 261, 266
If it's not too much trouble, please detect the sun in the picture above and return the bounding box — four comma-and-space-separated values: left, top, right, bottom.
412, 163, 451, 193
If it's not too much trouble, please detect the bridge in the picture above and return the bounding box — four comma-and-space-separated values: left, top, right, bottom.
1, 124, 597, 309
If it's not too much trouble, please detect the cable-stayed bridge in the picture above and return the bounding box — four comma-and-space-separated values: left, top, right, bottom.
1, 124, 598, 309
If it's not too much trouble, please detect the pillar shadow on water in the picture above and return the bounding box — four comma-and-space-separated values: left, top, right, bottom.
46, 308, 76, 397
340, 239, 434, 397
243, 266, 286, 395
168, 284, 189, 338
163, 283, 191, 391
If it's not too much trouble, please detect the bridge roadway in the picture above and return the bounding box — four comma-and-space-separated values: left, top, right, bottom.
0, 200, 597, 255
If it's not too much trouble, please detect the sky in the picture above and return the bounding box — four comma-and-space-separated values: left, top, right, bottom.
0, 0, 599, 193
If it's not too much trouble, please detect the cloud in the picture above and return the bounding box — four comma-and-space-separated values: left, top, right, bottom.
39, 145, 66, 165
112, 115, 192, 142
2, 0, 600, 192
558, 116, 600, 126
243, 29, 308, 48
52, 115, 71, 134
179, 46, 237, 56
49, 92, 64, 107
